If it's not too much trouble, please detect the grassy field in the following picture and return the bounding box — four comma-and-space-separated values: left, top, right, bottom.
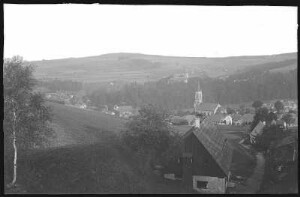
32, 52, 297, 83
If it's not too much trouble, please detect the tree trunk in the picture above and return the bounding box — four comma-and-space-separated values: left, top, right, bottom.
8, 110, 17, 187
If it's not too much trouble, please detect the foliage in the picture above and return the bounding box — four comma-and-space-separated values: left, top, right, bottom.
274, 100, 284, 113
253, 125, 284, 151
281, 113, 294, 125
266, 112, 277, 123
121, 104, 175, 175
226, 107, 236, 114
38, 79, 83, 92
4, 56, 54, 150
252, 100, 263, 109
250, 107, 269, 131
86, 69, 297, 111
4, 56, 54, 186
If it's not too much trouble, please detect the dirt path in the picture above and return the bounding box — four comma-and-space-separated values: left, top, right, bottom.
234, 152, 265, 194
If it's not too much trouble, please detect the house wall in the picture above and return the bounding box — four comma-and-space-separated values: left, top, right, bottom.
184, 133, 226, 178
192, 175, 226, 194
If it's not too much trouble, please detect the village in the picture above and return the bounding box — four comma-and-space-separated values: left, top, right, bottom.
42, 81, 298, 194
4, 4, 297, 195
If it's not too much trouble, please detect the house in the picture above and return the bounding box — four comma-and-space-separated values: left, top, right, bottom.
167, 73, 189, 84
203, 114, 232, 125
79, 103, 87, 109
114, 105, 139, 118
231, 114, 243, 126
181, 118, 233, 193
249, 121, 266, 144
289, 114, 298, 127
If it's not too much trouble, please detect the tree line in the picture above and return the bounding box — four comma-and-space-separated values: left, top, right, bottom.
86, 69, 297, 110
37, 79, 83, 92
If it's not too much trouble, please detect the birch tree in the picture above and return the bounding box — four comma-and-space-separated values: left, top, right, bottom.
4, 56, 53, 188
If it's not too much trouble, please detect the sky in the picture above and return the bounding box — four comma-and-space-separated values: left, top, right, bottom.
4, 5, 298, 61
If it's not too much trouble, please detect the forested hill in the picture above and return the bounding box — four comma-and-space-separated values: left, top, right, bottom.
32, 52, 297, 83
87, 68, 297, 109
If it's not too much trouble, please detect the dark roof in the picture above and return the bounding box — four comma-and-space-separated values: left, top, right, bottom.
250, 121, 265, 136
195, 103, 220, 112
241, 114, 254, 122
232, 114, 242, 121
203, 114, 226, 123
183, 121, 233, 176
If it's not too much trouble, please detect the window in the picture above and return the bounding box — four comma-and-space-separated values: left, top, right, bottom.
197, 181, 208, 189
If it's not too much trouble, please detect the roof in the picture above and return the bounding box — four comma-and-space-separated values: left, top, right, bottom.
251, 121, 265, 137
203, 114, 226, 123
241, 114, 254, 122
182, 115, 196, 122
183, 122, 233, 176
195, 103, 220, 112
232, 114, 242, 121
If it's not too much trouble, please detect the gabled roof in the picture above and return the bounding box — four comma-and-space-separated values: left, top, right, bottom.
183, 122, 233, 176
195, 103, 220, 112
203, 114, 226, 123
251, 121, 265, 137
241, 113, 254, 122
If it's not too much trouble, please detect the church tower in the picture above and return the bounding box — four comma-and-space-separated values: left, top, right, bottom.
194, 81, 203, 111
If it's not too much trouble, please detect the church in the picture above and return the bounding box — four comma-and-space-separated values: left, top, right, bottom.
194, 82, 222, 116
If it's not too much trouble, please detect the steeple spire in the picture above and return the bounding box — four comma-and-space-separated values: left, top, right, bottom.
197, 80, 201, 91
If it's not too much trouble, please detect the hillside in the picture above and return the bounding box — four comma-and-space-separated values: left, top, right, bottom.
46, 102, 126, 147
32, 52, 297, 83
5, 102, 186, 194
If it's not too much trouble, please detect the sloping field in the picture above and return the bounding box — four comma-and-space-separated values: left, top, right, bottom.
32, 52, 297, 82
5, 102, 187, 194
47, 102, 126, 147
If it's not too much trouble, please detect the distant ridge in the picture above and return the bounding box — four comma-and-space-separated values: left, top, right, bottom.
32, 52, 297, 83
33, 52, 297, 62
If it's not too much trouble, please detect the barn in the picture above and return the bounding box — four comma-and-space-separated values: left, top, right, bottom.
181, 118, 233, 193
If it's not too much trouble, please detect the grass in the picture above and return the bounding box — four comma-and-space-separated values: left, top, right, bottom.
258, 156, 298, 194
32, 52, 297, 83
4, 102, 190, 194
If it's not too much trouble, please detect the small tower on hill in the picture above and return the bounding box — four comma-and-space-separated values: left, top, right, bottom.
194, 81, 203, 111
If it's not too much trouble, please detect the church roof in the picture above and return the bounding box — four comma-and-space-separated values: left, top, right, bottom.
183, 121, 233, 176
203, 114, 227, 123
195, 103, 220, 112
